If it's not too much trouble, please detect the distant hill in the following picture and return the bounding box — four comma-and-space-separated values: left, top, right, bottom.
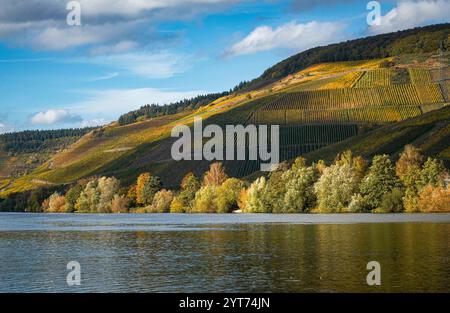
0, 127, 95, 180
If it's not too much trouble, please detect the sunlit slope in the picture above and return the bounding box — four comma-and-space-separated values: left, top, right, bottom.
302, 106, 450, 166
1, 58, 449, 195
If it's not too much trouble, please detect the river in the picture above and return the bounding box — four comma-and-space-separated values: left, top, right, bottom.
0, 213, 449, 292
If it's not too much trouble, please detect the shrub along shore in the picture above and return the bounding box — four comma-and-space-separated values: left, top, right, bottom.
4, 144, 449, 213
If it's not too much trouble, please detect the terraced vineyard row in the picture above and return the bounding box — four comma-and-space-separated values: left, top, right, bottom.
262, 83, 445, 110
253, 106, 424, 124
278, 124, 358, 144
204, 95, 280, 127
224, 124, 358, 177
409, 68, 432, 84
353, 69, 392, 87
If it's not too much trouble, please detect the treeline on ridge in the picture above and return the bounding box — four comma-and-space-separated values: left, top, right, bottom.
0, 127, 96, 154
118, 87, 246, 126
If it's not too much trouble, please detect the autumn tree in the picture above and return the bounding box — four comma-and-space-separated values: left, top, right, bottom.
97, 176, 120, 213
396, 145, 423, 212
136, 173, 161, 206
315, 159, 327, 176
46, 192, 66, 213
126, 184, 137, 208
335, 150, 367, 182
75, 180, 100, 212
263, 162, 289, 213
203, 162, 228, 186
314, 162, 359, 212
282, 158, 317, 213
179, 172, 201, 207
360, 155, 401, 210
192, 186, 218, 213
245, 176, 269, 213
216, 178, 247, 213
417, 185, 450, 212
150, 189, 174, 213
169, 196, 185, 213
65, 184, 84, 213
419, 157, 446, 189
111, 195, 129, 213
396, 145, 423, 181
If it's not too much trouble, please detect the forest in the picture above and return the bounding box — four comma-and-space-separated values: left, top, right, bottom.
1, 145, 448, 213
0, 128, 95, 154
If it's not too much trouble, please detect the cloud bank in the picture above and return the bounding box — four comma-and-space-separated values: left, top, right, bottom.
30, 109, 82, 125
369, 0, 450, 34
226, 21, 347, 57
0, 0, 241, 51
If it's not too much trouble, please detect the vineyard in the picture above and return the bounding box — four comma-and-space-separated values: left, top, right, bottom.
258, 83, 445, 111
409, 68, 432, 84
353, 69, 392, 87
252, 106, 426, 124
225, 124, 359, 177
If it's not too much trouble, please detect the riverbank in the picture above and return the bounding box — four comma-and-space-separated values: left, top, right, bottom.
1, 212, 449, 232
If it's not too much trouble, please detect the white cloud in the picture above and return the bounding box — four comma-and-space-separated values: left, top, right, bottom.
88, 72, 119, 82
73, 51, 190, 78
226, 21, 347, 57
30, 109, 82, 125
0, 122, 7, 134
370, 0, 450, 34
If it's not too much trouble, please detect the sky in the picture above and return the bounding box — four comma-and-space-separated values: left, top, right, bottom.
0, 0, 449, 133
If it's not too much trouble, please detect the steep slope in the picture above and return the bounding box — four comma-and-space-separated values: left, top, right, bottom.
302, 106, 450, 166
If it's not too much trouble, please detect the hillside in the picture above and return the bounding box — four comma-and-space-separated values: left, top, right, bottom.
243, 23, 450, 90
302, 105, 450, 166
0, 128, 94, 180
1, 25, 450, 200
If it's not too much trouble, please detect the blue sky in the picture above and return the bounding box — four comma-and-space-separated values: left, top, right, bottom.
0, 0, 449, 132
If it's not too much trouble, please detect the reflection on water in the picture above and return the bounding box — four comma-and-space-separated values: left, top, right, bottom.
0, 213, 449, 292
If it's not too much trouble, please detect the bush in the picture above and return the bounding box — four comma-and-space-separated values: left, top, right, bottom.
379, 188, 404, 213
169, 196, 185, 213
111, 195, 129, 213
192, 186, 218, 213
216, 178, 246, 213
46, 192, 66, 213
347, 194, 368, 213
149, 189, 174, 213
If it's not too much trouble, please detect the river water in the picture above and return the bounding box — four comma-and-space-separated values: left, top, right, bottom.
0, 213, 449, 292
